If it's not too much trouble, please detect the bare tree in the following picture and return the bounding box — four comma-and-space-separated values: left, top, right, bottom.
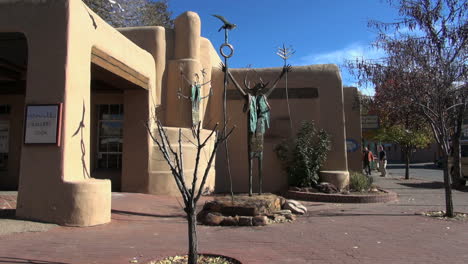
83, 0, 173, 28
148, 120, 234, 264
349, 0, 467, 217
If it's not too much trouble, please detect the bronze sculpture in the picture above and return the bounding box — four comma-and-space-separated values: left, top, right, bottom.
224, 64, 291, 195
178, 68, 212, 128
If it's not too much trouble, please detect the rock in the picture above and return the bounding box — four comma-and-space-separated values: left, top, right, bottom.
272, 210, 292, 215
221, 216, 238, 226
221, 206, 257, 217
203, 212, 224, 226
196, 210, 208, 223
238, 216, 253, 226
252, 215, 268, 226
273, 214, 286, 223
316, 182, 339, 193
265, 213, 276, 220
370, 187, 379, 192
273, 197, 282, 211
285, 214, 296, 221
283, 200, 307, 215
279, 197, 287, 207
202, 201, 223, 213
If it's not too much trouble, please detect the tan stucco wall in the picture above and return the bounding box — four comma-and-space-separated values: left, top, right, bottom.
208, 65, 348, 193
0, 0, 155, 226
116, 12, 219, 196
344, 87, 362, 172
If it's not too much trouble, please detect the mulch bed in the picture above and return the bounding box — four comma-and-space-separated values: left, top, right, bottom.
415, 211, 468, 221
148, 254, 241, 264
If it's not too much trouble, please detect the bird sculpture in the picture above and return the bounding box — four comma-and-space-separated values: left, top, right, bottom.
212, 14, 237, 32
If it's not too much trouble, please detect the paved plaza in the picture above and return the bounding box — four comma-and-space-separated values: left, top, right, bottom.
1, 164, 468, 264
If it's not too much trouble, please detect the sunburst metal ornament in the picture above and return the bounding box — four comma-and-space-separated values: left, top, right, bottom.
277, 44, 295, 64
276, 44, 295, 134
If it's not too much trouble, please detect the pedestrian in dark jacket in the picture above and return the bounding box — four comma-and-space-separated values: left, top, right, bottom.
363, 147, 372, 176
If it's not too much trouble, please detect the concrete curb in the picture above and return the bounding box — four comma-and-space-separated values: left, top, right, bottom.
283, 189, 398, 203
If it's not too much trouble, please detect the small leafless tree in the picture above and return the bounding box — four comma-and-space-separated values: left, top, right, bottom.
148, 120, 234, 264
348, 0, 467, 217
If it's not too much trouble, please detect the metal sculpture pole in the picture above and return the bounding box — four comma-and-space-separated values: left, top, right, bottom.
213, 14, 236, 200
277, 44, 295, 134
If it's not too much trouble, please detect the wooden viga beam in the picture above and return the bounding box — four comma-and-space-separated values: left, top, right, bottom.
91, 47, 150, 90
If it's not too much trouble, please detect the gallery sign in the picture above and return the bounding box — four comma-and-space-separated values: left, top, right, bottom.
24, 104, 62, 145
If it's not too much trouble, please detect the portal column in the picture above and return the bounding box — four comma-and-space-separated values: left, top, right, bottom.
165, 11, 202, 128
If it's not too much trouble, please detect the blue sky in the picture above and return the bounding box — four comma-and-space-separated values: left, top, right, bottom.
169, 0, 401, 93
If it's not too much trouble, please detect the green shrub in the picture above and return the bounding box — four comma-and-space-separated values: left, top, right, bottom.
274, 121, 331, 187
349, 172, 373, 192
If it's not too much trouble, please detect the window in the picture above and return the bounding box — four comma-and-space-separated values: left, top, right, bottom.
0, 121, 9, 170
0, 105, 10, 115
461, 145, 468, 158
97, 104, 123, 169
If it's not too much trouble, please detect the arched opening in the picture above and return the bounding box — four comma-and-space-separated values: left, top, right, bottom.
0, 32, 27, 192
90, 47, 149, 192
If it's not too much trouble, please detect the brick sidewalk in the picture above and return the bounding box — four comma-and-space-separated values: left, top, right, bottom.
0, 174, 468, 264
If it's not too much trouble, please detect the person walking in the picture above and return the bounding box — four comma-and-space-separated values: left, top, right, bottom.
363, 147, 372, 176
378, 145, 387, 177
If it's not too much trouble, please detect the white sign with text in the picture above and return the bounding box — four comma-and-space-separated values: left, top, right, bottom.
24, 105, 60, 144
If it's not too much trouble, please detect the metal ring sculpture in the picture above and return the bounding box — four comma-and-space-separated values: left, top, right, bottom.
219, 43, 234, 58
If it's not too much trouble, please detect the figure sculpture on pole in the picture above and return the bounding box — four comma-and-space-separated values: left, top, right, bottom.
224, 64, 292, 195
177, 67, 212, 129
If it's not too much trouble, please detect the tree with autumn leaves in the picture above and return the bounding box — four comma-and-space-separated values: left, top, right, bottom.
349, 0, 467, 217
373, 125, 433, 179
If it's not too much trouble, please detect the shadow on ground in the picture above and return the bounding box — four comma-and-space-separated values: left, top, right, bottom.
0, 257, 68, 264
387, 163, 441, 170
111, 209, 184, 218
309, 212, 414, 217
396, 181, 468, 192
398, 181, 445, 189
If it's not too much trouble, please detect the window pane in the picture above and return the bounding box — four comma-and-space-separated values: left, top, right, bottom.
107, 154, 120, 169
0, 154, 8, 170
97, 104, 123, 169
461, 145, 468, 157
98, 153, 108, 168
99, 121, 123, 137
99, 105, 109, 120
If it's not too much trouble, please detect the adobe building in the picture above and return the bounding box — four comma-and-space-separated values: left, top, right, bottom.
343, 87, 363, 172
0, 0, 358, 226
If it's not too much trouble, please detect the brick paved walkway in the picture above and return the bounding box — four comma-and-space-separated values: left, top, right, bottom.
1, 167, 468, 264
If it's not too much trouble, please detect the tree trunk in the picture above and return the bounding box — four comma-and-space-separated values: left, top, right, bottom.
187, 207, 198, 264
405, 149, 410, 180
452, 135, 462, 186
442, 155, 454, 217
451, 107, 464, 188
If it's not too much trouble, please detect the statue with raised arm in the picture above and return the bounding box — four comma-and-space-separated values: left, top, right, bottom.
224, 64, 292, 195
178, 68, 212, 128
